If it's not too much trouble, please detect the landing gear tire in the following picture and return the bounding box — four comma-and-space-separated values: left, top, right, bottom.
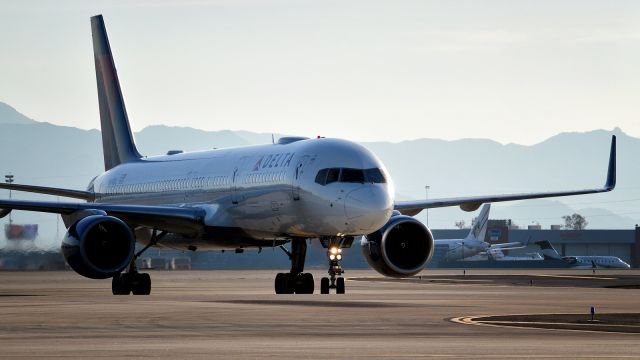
112, 273, 130, 295
275, 273, 314, 294
297, 273, 314, 294
275, 273, 294, 294
131, 273, 152, 295
336, 277, 345, 294
320, 276, 345, 294
112, 272, 151, 295
320, 277, 330, 294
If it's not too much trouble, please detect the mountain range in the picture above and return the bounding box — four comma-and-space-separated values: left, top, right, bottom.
0, 101, 637, 248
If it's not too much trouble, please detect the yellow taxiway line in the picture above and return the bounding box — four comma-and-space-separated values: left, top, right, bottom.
451, 314, 640, 335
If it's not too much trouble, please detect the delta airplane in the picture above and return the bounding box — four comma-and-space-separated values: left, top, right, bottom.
536, 241, 630, 269
0, 15, 617, 295
434, 204, 524, 261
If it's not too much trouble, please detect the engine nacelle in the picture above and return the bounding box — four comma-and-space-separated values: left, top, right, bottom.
361, 215, 434, 278
61, 215, 135, 279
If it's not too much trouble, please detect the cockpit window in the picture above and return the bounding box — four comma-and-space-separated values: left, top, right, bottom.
340, 168, 365, 183
364, 168, 386, 183
315, 169, 328, 185
315, 167, 386, 185
326, 168, 340, 184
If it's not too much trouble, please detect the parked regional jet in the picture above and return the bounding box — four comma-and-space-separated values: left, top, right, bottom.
486, 248, 543, 261
0, 15, 617, 295
536, 241, 630, 269
435, 204, 522, 261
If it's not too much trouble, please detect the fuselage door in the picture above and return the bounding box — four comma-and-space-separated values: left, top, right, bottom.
232, 156, 250, 205
292, 155, 310, 201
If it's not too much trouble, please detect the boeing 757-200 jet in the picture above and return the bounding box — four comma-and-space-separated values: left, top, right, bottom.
0, 15, 616, 295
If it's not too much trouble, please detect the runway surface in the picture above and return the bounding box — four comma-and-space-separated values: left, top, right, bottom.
1, 269, 639, 359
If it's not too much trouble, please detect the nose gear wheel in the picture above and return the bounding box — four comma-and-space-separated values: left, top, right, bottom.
320, 237, 347, 294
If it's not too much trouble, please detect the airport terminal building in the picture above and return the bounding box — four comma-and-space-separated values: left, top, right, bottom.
431, 221, 640, 268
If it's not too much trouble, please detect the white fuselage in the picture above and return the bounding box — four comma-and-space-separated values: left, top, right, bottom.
88, 138, 394, 250
487, 248, 543, 261
436, 239, 488, 261
564, 256, 631, 269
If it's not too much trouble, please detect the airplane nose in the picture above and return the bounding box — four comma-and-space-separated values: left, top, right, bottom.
344, 185, 393, 232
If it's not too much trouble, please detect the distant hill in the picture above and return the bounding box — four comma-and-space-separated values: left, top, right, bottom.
0, 101, 637, 248
0, 102, 37, 125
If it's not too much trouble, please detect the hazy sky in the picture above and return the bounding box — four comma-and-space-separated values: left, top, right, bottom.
1, 0, 638, 144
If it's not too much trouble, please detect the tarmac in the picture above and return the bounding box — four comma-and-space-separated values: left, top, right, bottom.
1, 269, 639, 359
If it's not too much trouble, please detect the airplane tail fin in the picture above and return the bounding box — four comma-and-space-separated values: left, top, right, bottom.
91, 15, 142, 171
466, 204, 490, 241
535, 240, 562, 260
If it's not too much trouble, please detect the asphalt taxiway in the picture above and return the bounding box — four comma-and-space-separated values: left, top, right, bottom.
0, 269, 639, 359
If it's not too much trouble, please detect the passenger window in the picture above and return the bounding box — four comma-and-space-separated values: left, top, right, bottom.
340, 168, 365, 183
326, 168, 340, 184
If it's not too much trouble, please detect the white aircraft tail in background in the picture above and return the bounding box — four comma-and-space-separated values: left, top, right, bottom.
465, 203, 491, 242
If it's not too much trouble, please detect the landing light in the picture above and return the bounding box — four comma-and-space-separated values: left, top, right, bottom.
337, 254, 342, 260
329, 254, 336, 261
329, 247, 339, 255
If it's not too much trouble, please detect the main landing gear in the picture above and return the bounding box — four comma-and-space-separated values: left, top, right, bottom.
112, 271, 151, 295
112, 229, 166, 296
275, 240, 314, 294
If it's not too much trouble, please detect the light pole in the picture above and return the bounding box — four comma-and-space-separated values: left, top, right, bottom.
5, 174, 13, 224
424, 185, 430, 227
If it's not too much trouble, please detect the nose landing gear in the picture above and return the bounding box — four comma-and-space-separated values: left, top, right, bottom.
320, 250, 345, 294
319, 237, 352, 294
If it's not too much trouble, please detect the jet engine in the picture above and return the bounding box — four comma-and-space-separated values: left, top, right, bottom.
361, 214, 434, 277
61, 215, 136, 279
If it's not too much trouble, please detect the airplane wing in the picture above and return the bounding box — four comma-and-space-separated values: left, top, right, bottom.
395, 135, 616, 216
0, 199, 205, 234
0, 183, 94, 201
489, 242, 525, 250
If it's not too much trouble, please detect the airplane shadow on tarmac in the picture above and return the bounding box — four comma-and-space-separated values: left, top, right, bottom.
216, 299, 410, 308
